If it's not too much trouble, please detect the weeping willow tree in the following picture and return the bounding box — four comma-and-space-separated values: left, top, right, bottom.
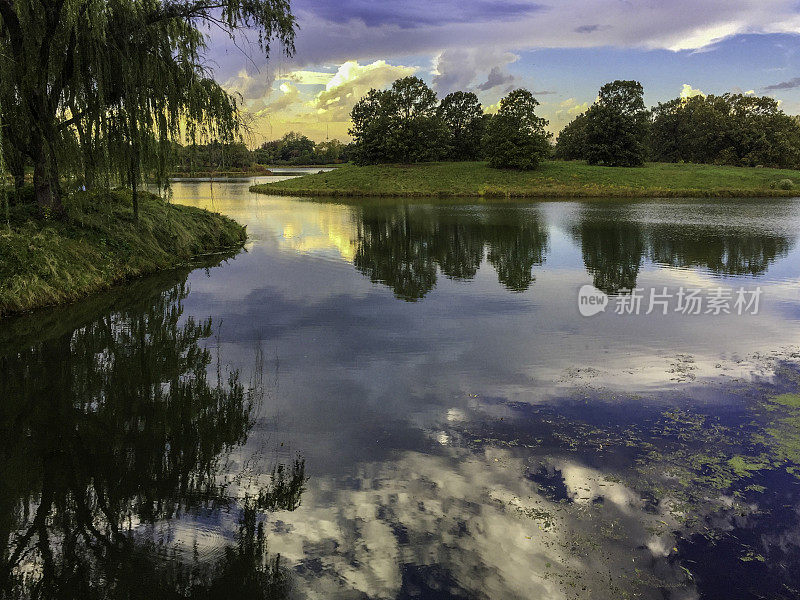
0, 0, 295, 218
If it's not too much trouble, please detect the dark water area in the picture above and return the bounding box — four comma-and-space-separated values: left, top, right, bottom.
3, 176, 800, 599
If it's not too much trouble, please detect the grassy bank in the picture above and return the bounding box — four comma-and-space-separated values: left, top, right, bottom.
0, 189, 246, 317
250, 161, 800, 199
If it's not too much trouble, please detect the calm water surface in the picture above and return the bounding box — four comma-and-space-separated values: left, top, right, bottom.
4, 176, 800, 599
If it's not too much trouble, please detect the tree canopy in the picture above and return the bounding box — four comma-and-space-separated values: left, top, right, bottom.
553, 112, 588, 161
0, 0, 296, 217
483, 89, 551, 170
437, 91, 487, 160
556, 83, 800, 169
584, 80, 649, 167
650, 93, 800, 168
349, 77, 449, 165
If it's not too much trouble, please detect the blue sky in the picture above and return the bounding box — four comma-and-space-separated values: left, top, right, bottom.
208, 0, 800, 143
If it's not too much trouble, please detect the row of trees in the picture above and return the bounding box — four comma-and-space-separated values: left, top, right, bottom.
349, 77, 800, 170
0, 0, 296, 218
348, 77, 552, 169
556, 83, 800, 168
254, 132, 350, 165
110, 132, 351, 175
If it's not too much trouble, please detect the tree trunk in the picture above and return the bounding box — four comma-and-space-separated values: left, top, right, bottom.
131, 177, 139, 221
75, 120, 95, 189
33, 152, 61, 217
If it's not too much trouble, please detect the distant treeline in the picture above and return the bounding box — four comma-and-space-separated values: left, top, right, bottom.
169, 134, 352, 173
348, 77, 800, 170
254, 133, 352, 165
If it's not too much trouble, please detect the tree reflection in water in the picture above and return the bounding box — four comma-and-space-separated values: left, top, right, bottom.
350, 201, 793, 301
572, 204, 793, 294
352, 204, 549, 300
0, 277, 305, 600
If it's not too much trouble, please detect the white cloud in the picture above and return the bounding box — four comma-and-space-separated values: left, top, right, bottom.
432, 48, 519, 95
223, 69, 275, 100
278, 0, 800, 68
258, 82, 301, 114
549, 97, 590, 132
680, 84, 706, 99
231, 60, 418, 143
310, 60, 418, 121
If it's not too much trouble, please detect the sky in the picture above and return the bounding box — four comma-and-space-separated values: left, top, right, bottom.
205, 0, 800, 145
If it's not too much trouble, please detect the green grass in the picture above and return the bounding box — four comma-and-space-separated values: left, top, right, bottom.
250, 160, 800, 199
0, 189, 246, 318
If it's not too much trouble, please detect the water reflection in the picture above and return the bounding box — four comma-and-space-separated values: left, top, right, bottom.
571, 202, 793, 294
647, 223, 792, 277
573, 208, 645, 294
264, 369, 800, 599
0, 269, 305, 599
8, 181, 800, 599
352, 204, 549, 300
348, 200, 795, 299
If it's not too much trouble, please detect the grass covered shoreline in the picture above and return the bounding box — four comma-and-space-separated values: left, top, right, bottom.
0, 189, 246, 318
250, 161, 800, 199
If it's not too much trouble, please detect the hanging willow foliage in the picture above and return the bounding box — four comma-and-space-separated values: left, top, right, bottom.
0, 0, 296, 219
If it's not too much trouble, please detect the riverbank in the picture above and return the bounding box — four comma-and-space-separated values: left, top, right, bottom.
170, 168, 272, 178
0, 189, 246, 317
250, 161, 800, 198
169, 164, 344, 178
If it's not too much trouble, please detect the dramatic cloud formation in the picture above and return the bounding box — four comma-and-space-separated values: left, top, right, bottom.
208, 0, 800, 143
309, 60, 418, 122
432, 48, 519, 95
226, 60, 418, 141
284, 0, 800, 65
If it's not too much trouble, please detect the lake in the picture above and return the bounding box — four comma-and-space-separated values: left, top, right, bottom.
3, 176, 800, 599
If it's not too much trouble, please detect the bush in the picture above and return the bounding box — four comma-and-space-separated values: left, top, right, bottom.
771, 178, 795, 190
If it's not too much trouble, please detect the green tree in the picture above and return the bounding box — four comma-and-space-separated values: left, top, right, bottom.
316, 139, 344, 163
483, 89, 551, 170
437, 91, 486, 160
553, 112, 589, 160
276, 131, 315, 162
349, 77, 448, 165
650, 93, 800, 168
0, 0, 296, 217
349, 89, 400, 164
585, 80, 649, 167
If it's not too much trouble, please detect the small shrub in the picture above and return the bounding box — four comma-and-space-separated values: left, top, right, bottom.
771, 179, 795, 190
